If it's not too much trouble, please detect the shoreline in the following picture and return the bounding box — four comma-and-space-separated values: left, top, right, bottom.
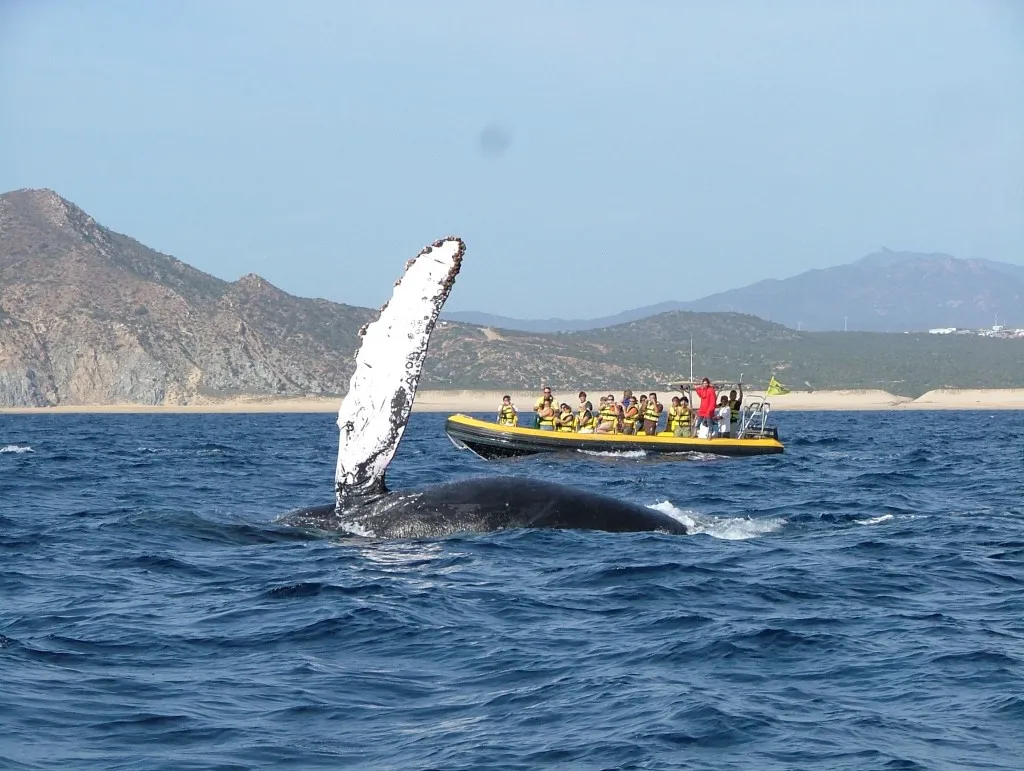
2, 389, 1024, 414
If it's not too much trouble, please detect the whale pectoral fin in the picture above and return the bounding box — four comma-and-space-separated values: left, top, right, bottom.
336, 475, 387, 510
334, 238, 464, 505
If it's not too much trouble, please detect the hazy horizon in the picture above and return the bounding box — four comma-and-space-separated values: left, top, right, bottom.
2, 1, 1021, 317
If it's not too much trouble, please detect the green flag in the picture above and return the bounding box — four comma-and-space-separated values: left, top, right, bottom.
766, 376, 790, 396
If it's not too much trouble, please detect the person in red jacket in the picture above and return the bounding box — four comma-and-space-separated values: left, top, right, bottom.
695, 377, 717, 437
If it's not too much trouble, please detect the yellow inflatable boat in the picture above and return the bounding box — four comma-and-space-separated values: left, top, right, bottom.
445, 413, 784, 460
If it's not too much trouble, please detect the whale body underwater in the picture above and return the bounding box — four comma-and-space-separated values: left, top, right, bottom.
282, 237, 688, 538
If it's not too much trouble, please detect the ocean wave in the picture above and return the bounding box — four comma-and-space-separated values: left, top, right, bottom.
855, 513, 895, 526
1, 410, 1023, 770
0, 444, 33, 454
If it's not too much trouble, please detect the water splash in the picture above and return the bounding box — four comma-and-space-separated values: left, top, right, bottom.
649, 500, 786, 540
855, 514, 895, 526
578, 449, 647, 459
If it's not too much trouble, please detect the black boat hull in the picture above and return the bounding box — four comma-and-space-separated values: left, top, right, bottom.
445, 414, 784, 460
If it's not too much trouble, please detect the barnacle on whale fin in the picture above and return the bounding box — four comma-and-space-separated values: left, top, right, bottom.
334, 237, 465, 505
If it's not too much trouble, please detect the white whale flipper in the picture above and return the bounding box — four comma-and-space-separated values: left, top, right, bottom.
334, 237, 464, 506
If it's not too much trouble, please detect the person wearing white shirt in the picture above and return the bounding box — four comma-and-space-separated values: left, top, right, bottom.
715, 396, 732, 438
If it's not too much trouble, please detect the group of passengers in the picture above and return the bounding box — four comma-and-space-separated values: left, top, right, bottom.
496, 379, 744, 439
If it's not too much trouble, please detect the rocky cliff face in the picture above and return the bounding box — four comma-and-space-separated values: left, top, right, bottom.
0, 189, 376, 406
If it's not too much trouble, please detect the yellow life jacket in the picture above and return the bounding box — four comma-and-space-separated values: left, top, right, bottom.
598, 405, 617, 428
498, 405, 517, 426
730, 400, 741, 423
577, 410, 594, 429
644, 404, 661, 424
557, 411, 576, 432
623, 404, 640, 427
667, 406, 690, 431
538, 406, 556, 428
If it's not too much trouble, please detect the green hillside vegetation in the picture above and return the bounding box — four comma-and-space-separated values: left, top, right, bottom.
421, 311, 1024, 397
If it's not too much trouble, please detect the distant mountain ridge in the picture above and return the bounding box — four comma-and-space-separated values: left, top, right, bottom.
442, 302, 685, 333
446, 249, 1024, 333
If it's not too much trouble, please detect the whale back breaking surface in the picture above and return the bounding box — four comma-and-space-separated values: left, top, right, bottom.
334, 238, 464, 505
287, 477, 689, 538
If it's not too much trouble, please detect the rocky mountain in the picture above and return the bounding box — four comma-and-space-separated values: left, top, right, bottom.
0, 188, 752, 406
0, 188, 380, 406
2, 189, 1022, 406
446, 249, 1024, 333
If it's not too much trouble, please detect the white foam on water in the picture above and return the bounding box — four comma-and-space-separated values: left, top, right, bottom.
356, 541, 446, 566
679, 452, 721, 462
578, 449, 647, 459
855, 514, 894, 526
650, 500, 786, 540
0, 445, 33, 454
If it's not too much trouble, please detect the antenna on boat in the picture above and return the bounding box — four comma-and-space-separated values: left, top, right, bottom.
689, 336, 693, 385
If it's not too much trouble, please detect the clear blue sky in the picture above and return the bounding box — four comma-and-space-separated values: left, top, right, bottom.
2, 0, 1021, 318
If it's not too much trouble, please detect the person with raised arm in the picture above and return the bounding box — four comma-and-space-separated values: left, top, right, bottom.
695, 377, 717, 437
728, 383, 744, 435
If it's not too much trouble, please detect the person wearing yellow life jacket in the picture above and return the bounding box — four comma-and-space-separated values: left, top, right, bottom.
619, 389, 634, 432
533, 386, 554, 429
577, 401, 595, 433
667, 396, 693, 437
622, 397, 641, 435
642, 392, 663, 435
537, 395, 557, 431
681, 396, 695, 436
496, 395, 518, 426
556, 403, 576, 432
595, 397, 618, 434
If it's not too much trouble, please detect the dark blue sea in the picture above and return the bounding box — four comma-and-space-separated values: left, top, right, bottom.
2, 410, 1023, 770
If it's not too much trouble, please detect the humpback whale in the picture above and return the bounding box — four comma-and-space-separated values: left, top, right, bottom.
282, 237, 687, 538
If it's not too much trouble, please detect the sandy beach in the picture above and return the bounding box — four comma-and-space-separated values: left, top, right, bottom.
2, 388, 1024, 414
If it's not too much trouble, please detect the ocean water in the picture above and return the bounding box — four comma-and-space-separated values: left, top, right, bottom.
1, 410, 1023, 770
